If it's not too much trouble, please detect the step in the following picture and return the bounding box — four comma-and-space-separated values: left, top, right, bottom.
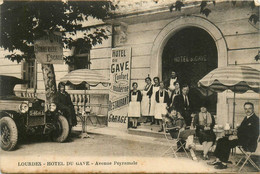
128, 127, 166, 138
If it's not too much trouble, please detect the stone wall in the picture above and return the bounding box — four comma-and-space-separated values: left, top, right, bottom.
106, 1, 260, 125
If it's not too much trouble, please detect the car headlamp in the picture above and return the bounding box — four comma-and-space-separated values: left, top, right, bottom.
49, 103, 57, 112
19, 103, 29, 113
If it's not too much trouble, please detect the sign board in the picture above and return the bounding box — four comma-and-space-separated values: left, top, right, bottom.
34, 32, 63, 64
173, 55, 207, 63
108, 48, 131, 125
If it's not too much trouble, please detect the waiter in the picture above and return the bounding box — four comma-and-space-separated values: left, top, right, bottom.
165, 71, 178, 96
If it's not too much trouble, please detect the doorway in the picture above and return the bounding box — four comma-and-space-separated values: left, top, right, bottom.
162, 27, 218, 113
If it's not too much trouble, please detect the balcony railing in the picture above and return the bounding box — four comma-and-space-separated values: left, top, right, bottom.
66, 90, 109, 116
15, 89, 109, 116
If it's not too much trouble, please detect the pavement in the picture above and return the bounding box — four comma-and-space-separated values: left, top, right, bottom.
0, 123, 259, 173
75, 123, 260, 173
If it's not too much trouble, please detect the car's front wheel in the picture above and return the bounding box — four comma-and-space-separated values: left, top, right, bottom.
51, 115, 69, 142
0, 117, 18, 151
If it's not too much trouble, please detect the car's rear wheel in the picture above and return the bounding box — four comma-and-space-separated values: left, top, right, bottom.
0, 117, 18, 151
51, 115, 69, 142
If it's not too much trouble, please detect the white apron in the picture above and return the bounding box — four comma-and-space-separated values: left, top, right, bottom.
150, 86, 160, 116
168, 78, 177, 91
128, 94, 141, 117
141, 85, 152, 116
154, 91, 168, 119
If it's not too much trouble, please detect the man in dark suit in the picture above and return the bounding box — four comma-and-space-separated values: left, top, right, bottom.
169, 81, 181, 107
208, 102, 259, 169
173, 84, 194, 126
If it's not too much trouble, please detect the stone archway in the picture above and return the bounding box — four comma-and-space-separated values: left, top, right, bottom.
150, 15, 228, 124
150, 15, 228, 79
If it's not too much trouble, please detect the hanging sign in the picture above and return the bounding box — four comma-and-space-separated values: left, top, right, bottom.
108, 48, 131, 125
34, 32, 63, 64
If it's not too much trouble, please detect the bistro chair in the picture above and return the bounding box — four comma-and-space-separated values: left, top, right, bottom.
161, 121, 190, 158
235, 136, 260, 172
84, 104, 104, 126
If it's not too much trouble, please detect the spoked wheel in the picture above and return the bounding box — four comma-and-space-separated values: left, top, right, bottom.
51, 115, 69, 142
0, 117, 18, 151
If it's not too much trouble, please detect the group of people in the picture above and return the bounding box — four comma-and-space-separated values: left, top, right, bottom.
128, 71, 193, 130
164, 102, 216, 161
164, 101, 259, 170
54, 76, 259, 170
128, 71, 259, 169
128, 70, 215, 159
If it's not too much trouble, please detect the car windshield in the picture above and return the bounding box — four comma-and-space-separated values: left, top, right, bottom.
0, 75, 28, 96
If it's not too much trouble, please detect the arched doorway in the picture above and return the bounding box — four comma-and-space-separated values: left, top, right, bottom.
162, 27, 217, 85
150, 16, 228, 116
162, 26, 218, 113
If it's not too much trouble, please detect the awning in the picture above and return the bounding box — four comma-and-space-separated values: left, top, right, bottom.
60, 69, 110, 87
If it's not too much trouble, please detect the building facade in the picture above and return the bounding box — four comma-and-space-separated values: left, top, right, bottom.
0, 0, 259, 128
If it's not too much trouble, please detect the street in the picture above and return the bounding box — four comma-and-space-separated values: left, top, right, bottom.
1, 130, 167, 157
0, 125, 259, 173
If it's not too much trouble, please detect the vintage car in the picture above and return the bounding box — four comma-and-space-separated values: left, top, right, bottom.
0, 75, 69, 151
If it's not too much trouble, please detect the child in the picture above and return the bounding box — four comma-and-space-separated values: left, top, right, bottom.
128, 82, 142, 128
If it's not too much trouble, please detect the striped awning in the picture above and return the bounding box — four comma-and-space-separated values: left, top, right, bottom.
60, 69, 110, 87
198, 65, 260, 94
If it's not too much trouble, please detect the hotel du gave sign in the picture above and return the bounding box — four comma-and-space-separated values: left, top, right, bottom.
109, 48, 131, 124
34, 32, 63, 64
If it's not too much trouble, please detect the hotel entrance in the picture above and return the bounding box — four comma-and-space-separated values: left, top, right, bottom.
129, 26, 219, 134
162, 27, 218, 113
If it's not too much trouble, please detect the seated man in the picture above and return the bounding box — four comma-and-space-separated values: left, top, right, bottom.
165, 107, 197, 160
208, 102, 259, 169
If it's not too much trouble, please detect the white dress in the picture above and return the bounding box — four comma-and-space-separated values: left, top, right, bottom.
128, 93, 141, 117
154, 91, 168, 119
150, 85, 160, 116
141, 84, 152, 116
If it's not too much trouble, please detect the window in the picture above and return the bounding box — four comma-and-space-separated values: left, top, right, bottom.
68, 47, 90, 72
22, 59, 36, 89
68, 47, 90, 90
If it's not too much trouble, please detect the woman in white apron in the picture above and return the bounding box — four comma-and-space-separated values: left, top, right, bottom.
154, 81, 170, 132
150, 77, 160, 124
141, 77, 153, 119
128, 82, 142, 128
